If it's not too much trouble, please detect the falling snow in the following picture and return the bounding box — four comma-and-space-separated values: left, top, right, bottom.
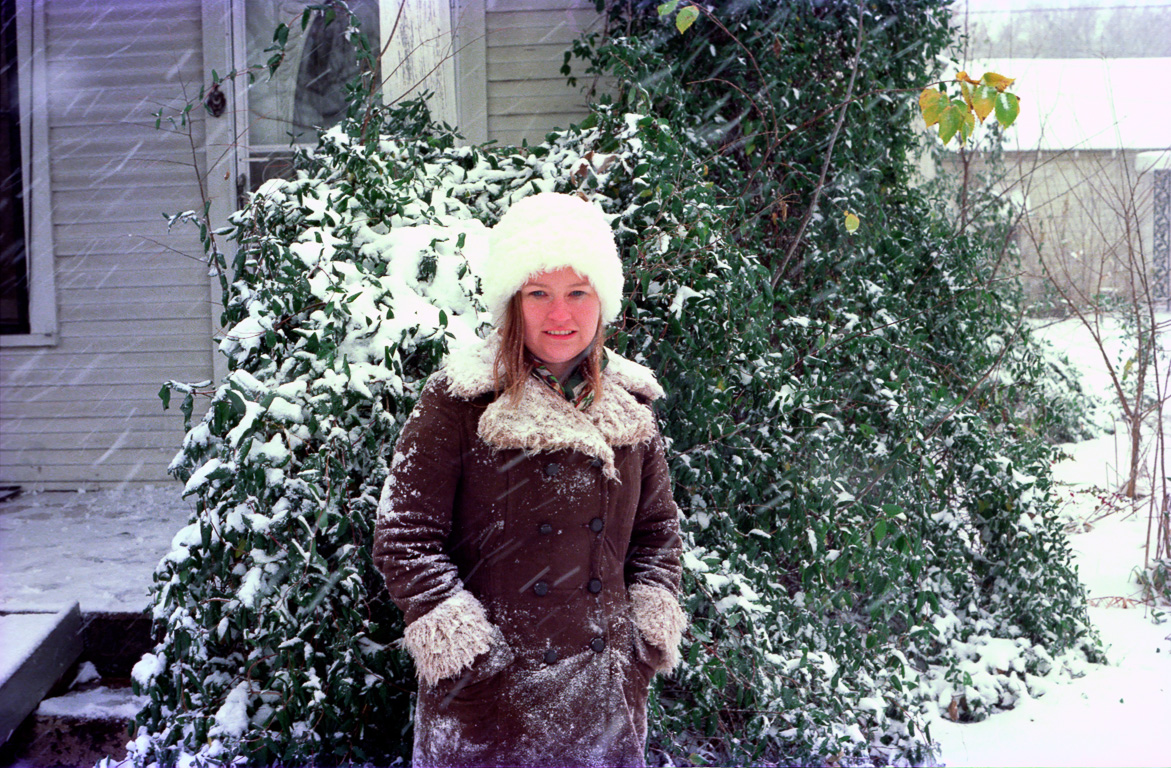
0, 316, 1167, 766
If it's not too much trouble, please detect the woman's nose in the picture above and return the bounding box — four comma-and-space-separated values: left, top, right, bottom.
548, 298, 571, 321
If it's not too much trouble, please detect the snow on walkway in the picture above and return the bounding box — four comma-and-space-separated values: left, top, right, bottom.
0, 486, 191, 613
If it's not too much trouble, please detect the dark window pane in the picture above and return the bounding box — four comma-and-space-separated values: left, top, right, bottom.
246, 1, 380, 149
0, 0, 28, 335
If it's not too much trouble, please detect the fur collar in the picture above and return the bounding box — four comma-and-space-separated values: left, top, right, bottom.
439, 336, 664, 479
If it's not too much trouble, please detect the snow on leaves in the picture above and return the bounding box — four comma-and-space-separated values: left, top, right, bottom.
139, 97, 703, 767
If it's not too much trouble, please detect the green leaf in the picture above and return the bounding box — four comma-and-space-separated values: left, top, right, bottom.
994, 92, 1020, 129
658, 0, 680, 16
180, 393, 194, 430
159, 385, 171, 410
226, 390, 247, 417
676, 5, 699, 33
874, 518, 888, 542
959, 108, 976, 142
937, 104, 963, 143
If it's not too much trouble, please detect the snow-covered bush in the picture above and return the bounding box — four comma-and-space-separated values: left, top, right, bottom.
132, 2, 1103, 766
132, 87, 781, 765
132, 103, 483, 767
569, 1, 1103, 765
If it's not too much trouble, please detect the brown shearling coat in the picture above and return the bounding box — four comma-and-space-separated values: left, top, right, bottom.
373, 338, 685, 767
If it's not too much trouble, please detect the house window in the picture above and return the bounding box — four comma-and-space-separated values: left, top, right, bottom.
242, 0, 381, 193
0, 0, 55, 347
238, 1, 460, 195
0, 0, 27, 335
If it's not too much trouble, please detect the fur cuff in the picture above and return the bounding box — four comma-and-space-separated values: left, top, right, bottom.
630, 583, 688, 673
403, 590, 495, 685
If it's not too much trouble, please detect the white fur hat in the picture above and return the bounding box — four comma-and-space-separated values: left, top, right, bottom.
483, 192, 624, 325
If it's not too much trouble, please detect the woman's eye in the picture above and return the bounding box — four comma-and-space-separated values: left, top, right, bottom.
527, 289, 547, 298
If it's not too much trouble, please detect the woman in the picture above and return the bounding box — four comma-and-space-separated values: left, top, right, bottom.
373, 192, 686, 767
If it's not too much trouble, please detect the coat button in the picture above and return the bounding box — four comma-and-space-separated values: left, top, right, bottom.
544, 463, 560, 477
587, 578, 603, 594
538, 522, 553, 535
590, 637, 605, 653
544, 648, 559, 664
589, 517, 604, 533
533, 581, 549, 596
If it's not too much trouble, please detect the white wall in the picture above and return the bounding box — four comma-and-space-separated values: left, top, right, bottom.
0, 0, 214, 489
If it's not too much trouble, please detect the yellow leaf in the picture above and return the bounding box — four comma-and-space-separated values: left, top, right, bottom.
955, 71, 980, 85
981, 72, 1016, 92
960, 81, 974, 112
845, 212, 860, 233
971, 83, 996, 122
676, 4, 699, 33
919, 88, 947, 128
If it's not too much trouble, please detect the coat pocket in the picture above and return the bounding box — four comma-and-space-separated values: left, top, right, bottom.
436, 626, 515, 706
631, 625, 667, 677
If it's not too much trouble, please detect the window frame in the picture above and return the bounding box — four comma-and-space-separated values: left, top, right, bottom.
1, 0, 56, 348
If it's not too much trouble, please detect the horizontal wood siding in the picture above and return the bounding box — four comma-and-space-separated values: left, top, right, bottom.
484, 3, 608, 146
0, 0, 213, 490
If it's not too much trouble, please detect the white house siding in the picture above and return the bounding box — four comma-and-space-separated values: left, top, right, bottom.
0, 1, 612, 491
954, 58, 1171, 309
0, 0, 213, 490
1006, 149, 1158, 307
484, 0, 608, 147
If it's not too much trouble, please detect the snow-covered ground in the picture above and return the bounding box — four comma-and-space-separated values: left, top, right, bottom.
927, 314, 1171, 767
0, 315, 1167, 766
0, 485, 191, 612
930, 446, 1170, 767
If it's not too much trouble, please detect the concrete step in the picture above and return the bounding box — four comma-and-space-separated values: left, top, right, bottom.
0, 611, 153, 767
0, 605, 84, 746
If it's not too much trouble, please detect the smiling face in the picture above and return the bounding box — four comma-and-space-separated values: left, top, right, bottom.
519, 267, 601, 380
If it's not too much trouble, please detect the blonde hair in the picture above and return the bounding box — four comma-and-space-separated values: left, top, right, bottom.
493, 292, 605, 405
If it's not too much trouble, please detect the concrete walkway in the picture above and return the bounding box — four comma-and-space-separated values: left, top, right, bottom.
0, 487, 191, 614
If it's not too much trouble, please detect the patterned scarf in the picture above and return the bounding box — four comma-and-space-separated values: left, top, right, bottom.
530, 351, 608, 411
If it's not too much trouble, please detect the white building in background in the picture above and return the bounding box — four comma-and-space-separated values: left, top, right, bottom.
0, 0, 604, 491
949, 0, 1171, 306
976, 56, 1170, 308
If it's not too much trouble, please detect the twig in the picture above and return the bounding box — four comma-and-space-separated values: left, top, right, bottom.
771, 0, 866, 289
